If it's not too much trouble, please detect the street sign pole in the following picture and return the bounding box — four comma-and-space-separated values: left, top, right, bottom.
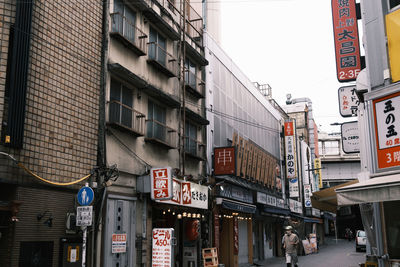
82, 226, 87, 267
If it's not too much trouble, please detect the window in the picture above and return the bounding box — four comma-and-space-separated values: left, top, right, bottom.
323, 141, 340, 155
113, 0, 136, 42
390, 0, 400, 10
185, 121, 197, 155
149, 27, 166, 65
185, 58, 197, 88
109, 79, 133, 128
147, 100, 167, 141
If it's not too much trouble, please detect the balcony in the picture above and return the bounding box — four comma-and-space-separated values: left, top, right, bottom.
184, 136, 205, 160
145, 119, 178, 149
147, 42, 179, 77
108, 100, 146, 136
185, 69, 205, 98
110, 12, 147, 56
185, 0, 203, 46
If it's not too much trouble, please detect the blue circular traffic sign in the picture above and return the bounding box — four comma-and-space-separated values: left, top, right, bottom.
77, 186, 94, 206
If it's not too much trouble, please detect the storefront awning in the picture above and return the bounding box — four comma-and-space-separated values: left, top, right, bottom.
336, 174, 400, 206
310, 180, 359, 213
216, 197, 256, 214
263, 206, 291, 216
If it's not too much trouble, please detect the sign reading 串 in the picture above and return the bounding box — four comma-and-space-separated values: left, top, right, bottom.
373, 91, 400, 170
214, 147, 236, 175
332, 0, 361, 82
150, 167, 173, 201
338, 85, 359, 117
152, 228, 174, 267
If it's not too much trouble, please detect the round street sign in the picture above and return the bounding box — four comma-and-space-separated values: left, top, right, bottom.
77, 186, 94, 206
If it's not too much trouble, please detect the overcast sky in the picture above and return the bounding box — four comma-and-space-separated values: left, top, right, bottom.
220, 0, 359, 133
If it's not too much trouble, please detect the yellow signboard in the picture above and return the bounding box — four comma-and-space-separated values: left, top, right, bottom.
386, 8, 400, 82
314, 158, 322, 189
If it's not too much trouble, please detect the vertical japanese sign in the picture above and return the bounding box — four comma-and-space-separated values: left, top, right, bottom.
285, 121, 297, 179
373, 91, 400, 169
152, 228, 174, 267
338, 85, 359, 117
214, 147, 236, 175
151, 167, 173, 201
233, 217, 239, 255
314, 158, 322, 189
332, 0, 361, 82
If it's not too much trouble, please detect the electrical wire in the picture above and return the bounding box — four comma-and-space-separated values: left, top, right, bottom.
0, 152, 92, 186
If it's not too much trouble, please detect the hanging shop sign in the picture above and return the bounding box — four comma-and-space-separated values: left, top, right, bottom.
312, 208, 321, 218
214, 147, 236, 175
151, 167, 173, 201
289, 199, 302, 214
233, 218, 239, 255
372, 91, 400, 170
304, 184, 312, 208
338, 85, 359, 117
301, 141, 311, 185
341, 121, 360, 153
112, 233, 127, 254
289, 178, 299, 198
152, 228, 174, 267
285, 121, 298, 179
158, 178, 208, 209
266, 195, 277, 207
332, 0, 361, 82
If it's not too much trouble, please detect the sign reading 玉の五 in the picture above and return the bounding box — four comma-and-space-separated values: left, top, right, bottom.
213, 147, 236, 175
373, 91, 400, 170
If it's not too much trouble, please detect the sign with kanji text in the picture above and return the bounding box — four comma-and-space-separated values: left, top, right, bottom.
112, 233, 127, 253
289, 199, 302, 214
373, 91, 400, 169
76, 206, 93, 226
151, 167, 173, 201
285, 121, 297, 179
332, 0, 361, 82
214, 147, 236, 175
152, 228, 174, 267
314, 158, 323, 189
338, 85, 359, 117
158, 178, 208, 209
341, 121, 360, 153
304, 184, 312, 208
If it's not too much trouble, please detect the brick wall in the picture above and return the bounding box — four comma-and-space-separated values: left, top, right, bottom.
0, 0, 103, 186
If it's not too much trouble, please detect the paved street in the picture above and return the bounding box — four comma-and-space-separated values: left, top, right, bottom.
252, 237, 366, 267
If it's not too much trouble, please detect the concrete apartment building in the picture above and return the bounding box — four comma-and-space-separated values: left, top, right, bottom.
103, 0, 208, 266
0, 0, 102, 266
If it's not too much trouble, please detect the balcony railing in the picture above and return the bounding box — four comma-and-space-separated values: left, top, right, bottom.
110, 12, 147, 55
185, 0, 203, 45
146, 119, 178, 148
108, 100, 146, 136
147, 42, 179, 77
184, 68, 205, 98
184, 136, 205, 160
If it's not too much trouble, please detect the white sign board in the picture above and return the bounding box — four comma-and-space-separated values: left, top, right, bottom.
276, 198, 285, 209
338, 85, 359, 117
157, 178, 208, 209
266, 195, 277, 207
289, 178, 299, 198
289, 199, 302, 214
341, 121, 360, 153
312, 208, 321, 217
112, 233, 127, 253
304, 184, 312, 208
151, 167, 173, 201
256, 192, 267, 204
76, 206, 93, 226
152, 228, 174, 267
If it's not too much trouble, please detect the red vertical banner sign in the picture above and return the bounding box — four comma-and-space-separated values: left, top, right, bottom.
233, 217, 239, 255
332, 0, 361, 82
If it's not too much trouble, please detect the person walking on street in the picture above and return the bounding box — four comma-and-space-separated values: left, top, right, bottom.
282, 225, 299, 267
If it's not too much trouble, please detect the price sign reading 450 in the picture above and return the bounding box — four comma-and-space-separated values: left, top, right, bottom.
153, 228, 171, 246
